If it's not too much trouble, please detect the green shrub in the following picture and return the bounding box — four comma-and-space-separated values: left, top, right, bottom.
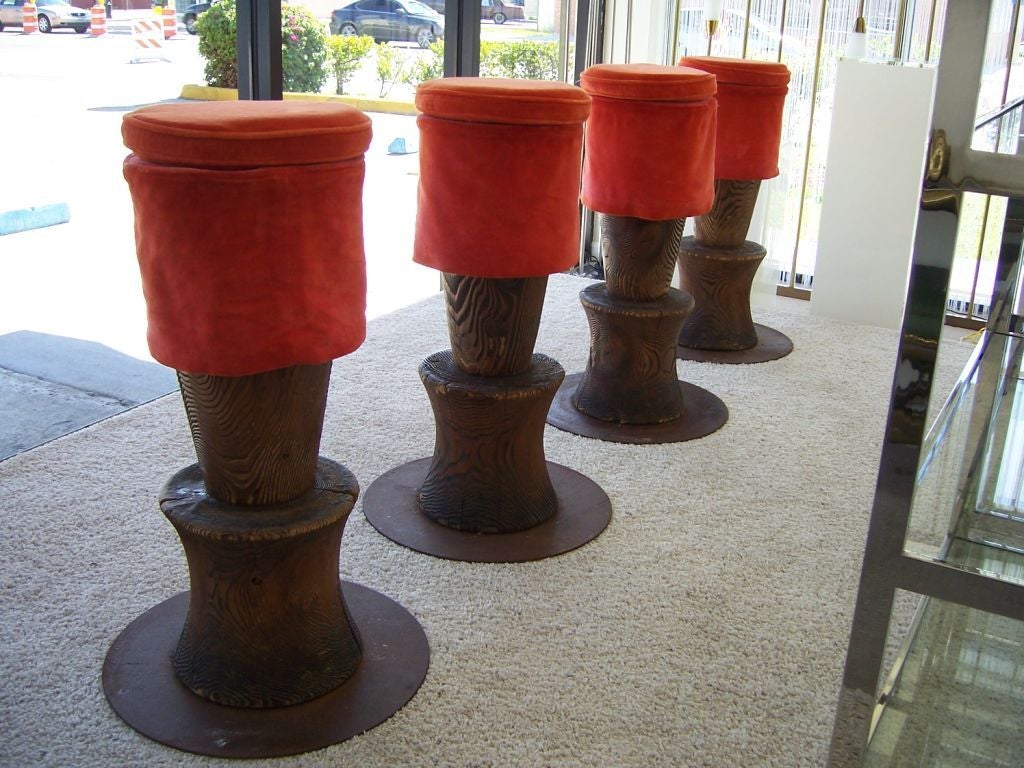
326, 34, 374, 95
374, 43, 406, 98
403, 40, 444, 88
197, 2, 328, 94
196, 0, 237, 88
281, 5, 328, 94
480, 40, 558, 80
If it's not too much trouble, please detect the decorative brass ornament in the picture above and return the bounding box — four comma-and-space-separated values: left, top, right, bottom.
926, 129, 949, 182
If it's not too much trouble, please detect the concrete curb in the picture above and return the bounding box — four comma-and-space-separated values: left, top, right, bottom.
179, 84, 419, 116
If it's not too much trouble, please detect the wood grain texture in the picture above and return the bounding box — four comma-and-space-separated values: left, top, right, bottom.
677, 238, 767, 350
694, 179, 762, 249
602, 215, 686, 301
417, 350, 561, 533
178, 363, 331, 506
572, 283, 694, 425
444, 274, 547, 377
161, 459, 363, 709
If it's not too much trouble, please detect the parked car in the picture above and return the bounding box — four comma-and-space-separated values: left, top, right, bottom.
179, 0, 211, 35
480, 0, 524, 24
331, 0, 443, 48
416, 0, 526, 24
0, 0, 89, 33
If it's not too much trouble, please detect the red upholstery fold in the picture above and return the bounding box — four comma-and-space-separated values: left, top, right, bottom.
122, 101, 373, 376
678, 56, 790, 180
413, 78, 590, 277
415, 77, 591, 125
580, 63, 716, 101
123, 101, 372, 168
580, 63, 717, 220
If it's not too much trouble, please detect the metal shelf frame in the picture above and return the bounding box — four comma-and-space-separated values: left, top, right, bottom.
828, 1, 1024, 764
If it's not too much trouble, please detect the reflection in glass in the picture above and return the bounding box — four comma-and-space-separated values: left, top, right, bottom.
673, 0, 946, 298
864, 595, 1024, 767
478, 0, 575, 82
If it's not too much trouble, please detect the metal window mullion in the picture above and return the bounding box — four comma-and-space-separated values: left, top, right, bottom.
787, 0, 828, 291
557, 0, 567, 81
923, 0, 939, 62
998, 0, 1022, 111
444, 0, 481, 77
776, 0, 788, 64
741, 0, 753, 58
237, 0, 282, 100
965, 195, 993, 322
624, 0, 633, 62
669, 0, 681, 62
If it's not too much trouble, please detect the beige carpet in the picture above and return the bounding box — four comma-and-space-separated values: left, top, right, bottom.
0, 274, 972, 767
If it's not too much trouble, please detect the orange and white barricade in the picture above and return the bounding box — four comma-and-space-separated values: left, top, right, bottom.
22, 1, 38, 33
90, 1, 106, 35
131, 16, 168, 62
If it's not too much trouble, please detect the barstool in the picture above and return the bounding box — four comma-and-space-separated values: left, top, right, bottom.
675, 56, 793, 364
362, 77, 611, 563
546, 63, 729, 445
102, 101, 428, 758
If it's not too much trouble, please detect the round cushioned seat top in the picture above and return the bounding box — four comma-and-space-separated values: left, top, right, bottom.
122, 101, 372, 168
416, 77, 591, 125
677, 56, 790, 88
581, 63, 717, 101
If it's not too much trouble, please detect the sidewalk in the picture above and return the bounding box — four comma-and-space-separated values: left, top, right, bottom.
0, 33, 436, 461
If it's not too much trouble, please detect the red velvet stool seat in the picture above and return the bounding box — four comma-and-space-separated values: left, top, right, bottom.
674, 56, 794, 364
103, 101, 428, 758
545, 63, 728, 445
362, 77, 611, 563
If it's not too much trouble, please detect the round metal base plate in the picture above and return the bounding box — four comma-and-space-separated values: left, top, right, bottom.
363, 458, 611, 563
676, 323, 793, 364
546, 373, 729, 445
102, 581, 429, 759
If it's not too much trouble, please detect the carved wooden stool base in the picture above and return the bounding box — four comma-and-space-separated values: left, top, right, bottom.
362, 349, 611, 561
677, 237, 776, 351
545, 283, 728, 444
102, 581, 429, 758
571, 283, 694, 425
103, 457, 430, 756
676, 322, 793, 364
418, 350, 562, 533
363, 457, 611, 563
160, 459, 361, 708
547, 373, 728, 445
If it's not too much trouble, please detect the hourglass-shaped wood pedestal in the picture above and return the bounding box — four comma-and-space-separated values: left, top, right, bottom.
546, 215, 728, 445
676, 179, 793, 365
363, 275, 611, 563
102, 365, 429, 758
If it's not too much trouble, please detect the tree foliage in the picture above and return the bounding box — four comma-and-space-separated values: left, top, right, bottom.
197, 2, 329, 94
326, 34, 374, 95
374, 42, 406, 98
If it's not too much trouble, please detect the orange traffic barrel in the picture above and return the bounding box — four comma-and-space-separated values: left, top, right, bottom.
162, 6, 176, 38
90, 4, 106, 35
22, 1, 38, 33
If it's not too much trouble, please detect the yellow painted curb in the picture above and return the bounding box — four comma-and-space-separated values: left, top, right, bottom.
179, 84, 418, 116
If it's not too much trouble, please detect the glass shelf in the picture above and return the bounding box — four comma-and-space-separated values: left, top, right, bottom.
864, 595, 1024, 768
905, 330, 1024, 589
828, 4, 1024, 764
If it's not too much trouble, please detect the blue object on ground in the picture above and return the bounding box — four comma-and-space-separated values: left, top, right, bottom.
0, 203, 71, 236
387, 136, 419, 155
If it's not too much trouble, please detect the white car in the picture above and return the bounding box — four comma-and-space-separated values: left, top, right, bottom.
0, 0, 91, 33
